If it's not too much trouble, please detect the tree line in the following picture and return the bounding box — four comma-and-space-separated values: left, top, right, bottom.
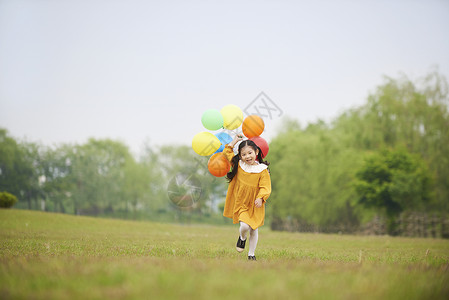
269, 71, 449, 237
0, 130, 227, 222
1, 71, 448, 236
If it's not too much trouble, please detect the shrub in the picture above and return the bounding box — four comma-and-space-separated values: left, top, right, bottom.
0, 191, 18, 208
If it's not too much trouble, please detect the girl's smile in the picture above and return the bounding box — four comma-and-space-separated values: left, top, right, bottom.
240, 145, 259, 165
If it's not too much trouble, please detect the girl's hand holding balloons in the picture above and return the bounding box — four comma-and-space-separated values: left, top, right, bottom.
228, 133, 244, 148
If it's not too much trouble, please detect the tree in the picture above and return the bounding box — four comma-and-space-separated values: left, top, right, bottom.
67, 138, 134, 215
39, 144, 76, 213
354, 148, 433, 234
0, 129, 37, 208
156, 144, 227, 213
137, 142, 169, 213
334, 71, 449, 212
268, 119, 363, 232
0, 191, 18, 208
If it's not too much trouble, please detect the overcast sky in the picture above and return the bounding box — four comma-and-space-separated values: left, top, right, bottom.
1, 0, 448, 155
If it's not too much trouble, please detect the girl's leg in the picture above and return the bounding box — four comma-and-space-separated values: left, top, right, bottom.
239, 222, 251, 241
248, 227, 259, 257
236, 222, 251, 253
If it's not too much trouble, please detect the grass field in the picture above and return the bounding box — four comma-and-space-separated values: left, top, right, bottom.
1, 210, 448, 299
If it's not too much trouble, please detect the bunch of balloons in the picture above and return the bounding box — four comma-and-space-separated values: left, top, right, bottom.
192, 104, 269, 177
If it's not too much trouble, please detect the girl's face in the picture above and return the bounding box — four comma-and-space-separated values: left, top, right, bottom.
240, 145, 259, 165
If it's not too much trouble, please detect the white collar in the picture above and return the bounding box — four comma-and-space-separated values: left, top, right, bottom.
239, 160, 268, 173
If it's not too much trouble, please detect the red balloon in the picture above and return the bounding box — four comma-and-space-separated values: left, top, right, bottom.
207, 153, 231, 177
250, 136, 269, 158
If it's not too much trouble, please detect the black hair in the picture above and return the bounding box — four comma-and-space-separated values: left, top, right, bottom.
226, 140, 269, 182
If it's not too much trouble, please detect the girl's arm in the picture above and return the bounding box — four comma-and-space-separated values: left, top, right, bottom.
222, 134, 243, 162
256, 169, 271, 204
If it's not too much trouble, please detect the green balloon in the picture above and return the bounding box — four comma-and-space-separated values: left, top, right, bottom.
201, 109, 224, 130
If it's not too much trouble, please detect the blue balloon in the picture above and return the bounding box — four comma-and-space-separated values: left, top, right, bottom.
216, 132, 233, 144
215, 145, 225, 153
214, 132, 233, 153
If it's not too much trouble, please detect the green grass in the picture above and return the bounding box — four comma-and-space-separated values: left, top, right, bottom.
1, 210, 448, 299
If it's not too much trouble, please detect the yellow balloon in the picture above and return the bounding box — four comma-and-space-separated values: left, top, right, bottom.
221, 104, 243, 130
192, 132, 221, 156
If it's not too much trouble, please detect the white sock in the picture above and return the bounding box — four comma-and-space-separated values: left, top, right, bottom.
248, 228, 259, 256
239, 222, 250, 241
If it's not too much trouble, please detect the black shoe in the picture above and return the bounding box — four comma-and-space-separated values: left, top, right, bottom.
248, 255, 256, 261
236, 237, 246, 253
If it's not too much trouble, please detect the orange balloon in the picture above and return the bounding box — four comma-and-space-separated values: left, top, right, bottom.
242, 115, 265, 138
207, 153, 231, 177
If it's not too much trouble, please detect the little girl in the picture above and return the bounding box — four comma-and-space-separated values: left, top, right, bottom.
222, 134, 271, 261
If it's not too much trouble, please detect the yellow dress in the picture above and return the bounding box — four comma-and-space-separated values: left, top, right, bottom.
222, 145, 272, 229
